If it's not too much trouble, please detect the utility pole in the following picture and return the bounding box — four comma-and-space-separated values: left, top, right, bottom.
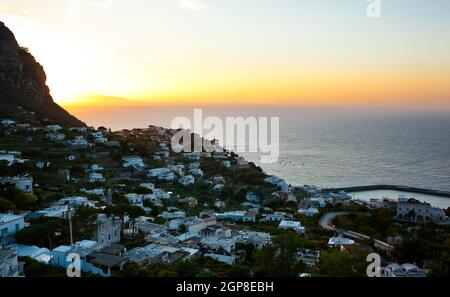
68, 205, 74, 247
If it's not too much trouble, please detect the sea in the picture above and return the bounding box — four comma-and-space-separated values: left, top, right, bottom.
66, 105, 450, 208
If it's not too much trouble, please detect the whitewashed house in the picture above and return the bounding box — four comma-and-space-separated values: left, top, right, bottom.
263, 212, 294, 222
0, 213, 26, 246
179, 175, 195, 186
89, 173, 105, 183
298, 208, 320, 217
139, 183, 155, 191
126, 193, 144, 208
0, 152, 26, 166
168, 164, 185, 176
328, 236, 355, 248
278, 220, 305, 234
160, 211, 186, 220
69, 127, 88, 133
189, 168, 204, 177
46, 133, 66, 141
1, 119, 16, 126
0, 248, 22, 277
0, 175, 33, 193
46, 125, 63, 133
69, 136, 88, 147
122, 156, 145, 170
215, 211, 256, 222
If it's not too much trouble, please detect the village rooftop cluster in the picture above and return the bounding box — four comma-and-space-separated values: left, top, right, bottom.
1, 114, 448, 278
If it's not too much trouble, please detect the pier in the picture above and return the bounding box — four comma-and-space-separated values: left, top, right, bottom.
322, 185, 450, 198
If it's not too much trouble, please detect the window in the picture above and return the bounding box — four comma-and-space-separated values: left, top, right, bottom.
15, 224, 20, 233
1, 227, 8, 237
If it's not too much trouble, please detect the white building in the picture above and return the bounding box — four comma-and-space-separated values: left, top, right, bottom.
81, 187, 105, 196
201, 237, 236, 253
0, 213, 26, 246
397, 198, 448, 222
46, 125, 63, 132
89, 173, 105, 183
69, 127, 88, 133
264, 176, 288, 188
172, 217, 216, 235
126, 193, 144, 208
240, 231, 271, 249
263, 212, 294, 222
69, 136, 89, 147
309, 197, 326, 208
46, 133, 66, 141
205, 254, 236, 265
297, 249, 321, 267
168, 164, 185, 176
189, 168, 204, 177
0, 152, 26, 166
0, 175, 33, 193
145, 189, 171, 201
6, 244, 51, 264
148, 168, 176, 181
215, 211, 256, 222
139, 183, 155, 191
179, 175, 195, 186
59, 196, 96, 208
51, 242, 125, 277
328, 236, 355, 248
122, 156, 145, 170
29, 205, 70, 220
381, 263, 426, 277
160, 211, 186, 220
96, 214, 121, 247
188, 162, 201, 170
184, 152, 201, 161
278, 220, 305, 234
1, 119, 16, 126
298, 208, 320, 217
0, 248, 22, 277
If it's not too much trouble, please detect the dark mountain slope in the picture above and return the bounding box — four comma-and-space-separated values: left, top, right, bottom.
0, 21, 85, 126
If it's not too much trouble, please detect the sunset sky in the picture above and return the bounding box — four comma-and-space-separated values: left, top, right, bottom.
1, 0, 450, 107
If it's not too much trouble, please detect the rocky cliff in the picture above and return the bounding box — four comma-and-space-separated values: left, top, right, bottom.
0, 21, 85, 126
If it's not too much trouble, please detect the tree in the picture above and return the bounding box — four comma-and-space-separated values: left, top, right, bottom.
72, 206, 100, 241
428, 252, 450, 277
0, 197, 17, 212
1, 188, 38, 210
314, 246, 367, 277
104, 204, 146, 236
21, 257, 67, 277
254, 231, 305, 277
391, 239, 429, 266
15, 218, 69, 249
226, 264, 251, 277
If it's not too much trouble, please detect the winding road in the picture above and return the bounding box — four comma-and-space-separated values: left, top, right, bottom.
319, 212, 393, 252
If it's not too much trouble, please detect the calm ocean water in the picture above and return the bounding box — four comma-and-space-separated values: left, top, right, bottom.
68, 105, 450, 203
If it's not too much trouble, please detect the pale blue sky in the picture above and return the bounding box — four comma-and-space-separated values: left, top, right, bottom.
1, 0, 449, 106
